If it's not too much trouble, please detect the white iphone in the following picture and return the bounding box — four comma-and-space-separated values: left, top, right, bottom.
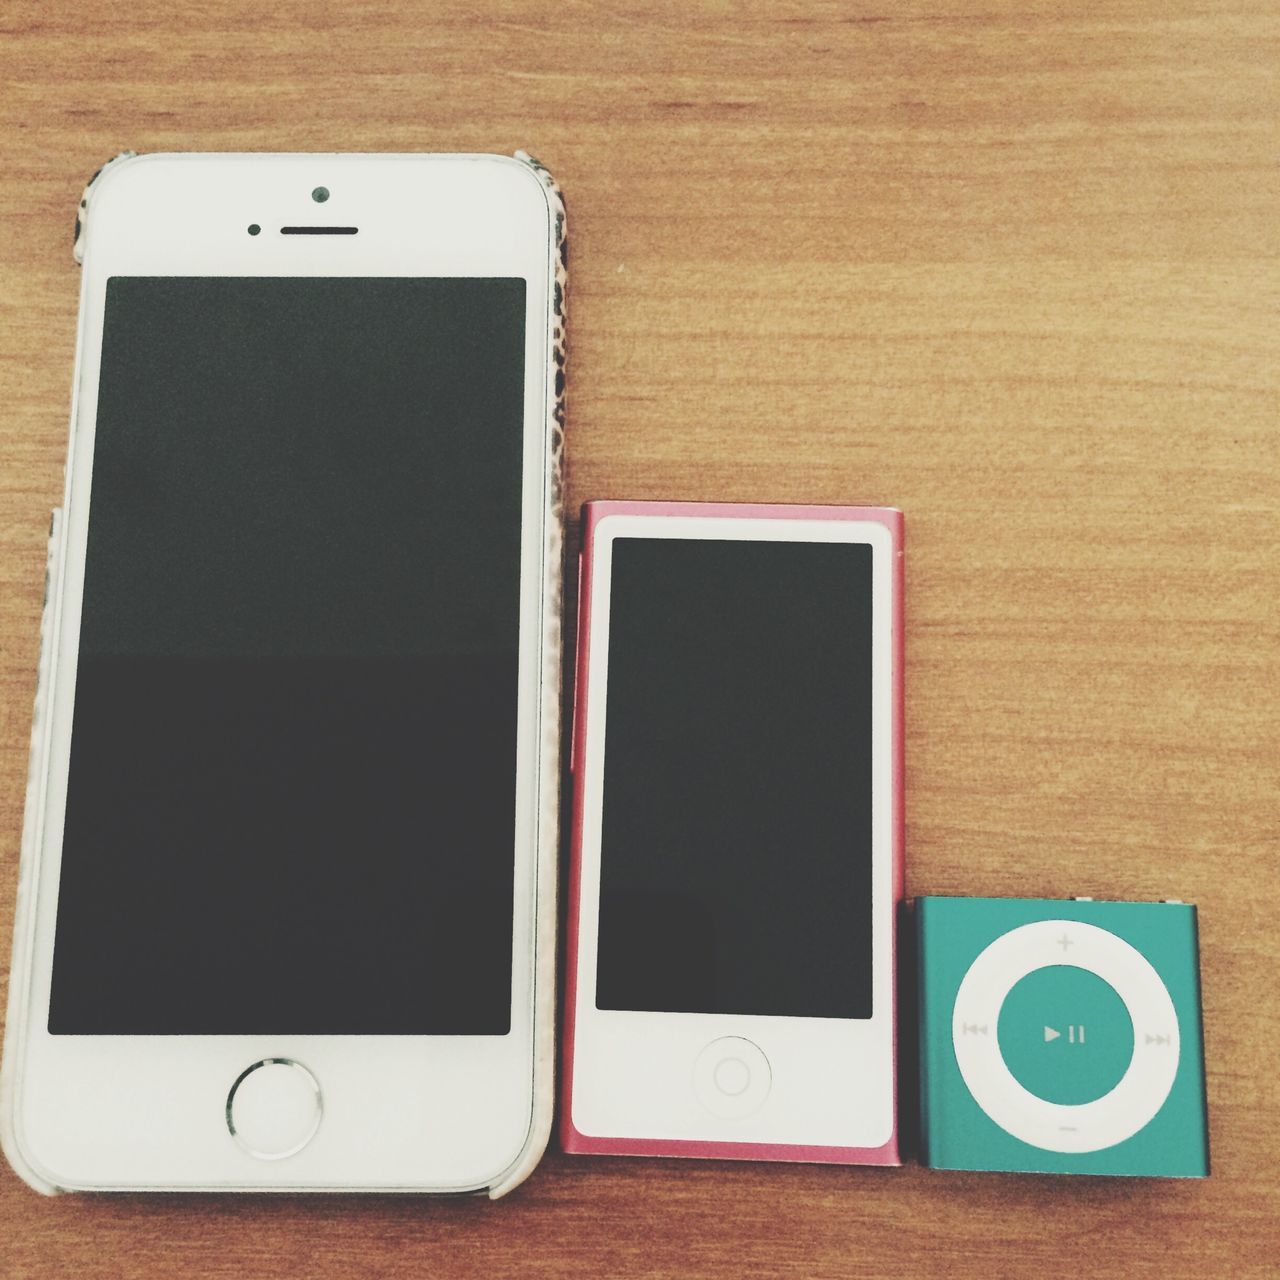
561, 501, 903, 1164
0, 152, 564, 1194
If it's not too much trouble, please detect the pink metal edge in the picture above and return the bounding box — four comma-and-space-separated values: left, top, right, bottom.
559, 500, 905, 1166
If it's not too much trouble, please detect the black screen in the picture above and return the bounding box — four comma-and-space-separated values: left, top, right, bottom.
48, 277, 527, 1035
595, 538, 874, 1020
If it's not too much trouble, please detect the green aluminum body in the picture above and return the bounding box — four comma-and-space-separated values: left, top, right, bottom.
916, 896, 1209, 1177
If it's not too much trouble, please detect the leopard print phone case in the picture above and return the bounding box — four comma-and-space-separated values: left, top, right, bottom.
2, 150, 567, 1200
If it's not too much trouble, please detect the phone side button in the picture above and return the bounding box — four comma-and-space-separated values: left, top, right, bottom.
692, 1036, 772, 1120
226, 1058, 323, 1160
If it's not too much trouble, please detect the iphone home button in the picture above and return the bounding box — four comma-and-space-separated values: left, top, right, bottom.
226, 1058, 323, 1159
693, 1037, 772, 1119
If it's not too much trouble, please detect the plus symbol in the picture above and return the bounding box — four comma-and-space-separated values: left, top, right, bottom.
1057, 933, 1074, 952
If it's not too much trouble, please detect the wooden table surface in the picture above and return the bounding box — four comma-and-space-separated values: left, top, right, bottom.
1, 2, 1276, 1276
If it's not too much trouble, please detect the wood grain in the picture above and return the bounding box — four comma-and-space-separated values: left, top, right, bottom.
1, 1, 1276, 1276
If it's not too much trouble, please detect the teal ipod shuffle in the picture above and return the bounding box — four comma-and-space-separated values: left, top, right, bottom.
916, 897, 1209, 1177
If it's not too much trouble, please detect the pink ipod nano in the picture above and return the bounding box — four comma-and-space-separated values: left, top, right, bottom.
560, 501, 904, 1165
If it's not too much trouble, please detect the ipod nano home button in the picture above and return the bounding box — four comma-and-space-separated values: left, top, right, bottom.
693, 1037, 772, 1119
226, 1059, 323, 1160
713, 1057, 751, 1097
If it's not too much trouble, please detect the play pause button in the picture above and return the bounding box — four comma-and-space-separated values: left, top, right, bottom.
997, 968, 1134, 1105
1043, 1024, 1086, 1043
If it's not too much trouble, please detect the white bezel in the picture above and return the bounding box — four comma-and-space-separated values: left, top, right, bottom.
8, 153, 556, 1192
571, 513, 896, 1148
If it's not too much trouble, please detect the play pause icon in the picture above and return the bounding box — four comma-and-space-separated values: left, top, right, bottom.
1045, 1025, 1086, 1043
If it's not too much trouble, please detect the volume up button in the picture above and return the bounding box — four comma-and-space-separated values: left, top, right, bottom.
569, 551, 583, 774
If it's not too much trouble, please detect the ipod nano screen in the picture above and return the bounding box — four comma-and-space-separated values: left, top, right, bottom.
47, 276, 527, 1035
595, 537, 874, 1019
